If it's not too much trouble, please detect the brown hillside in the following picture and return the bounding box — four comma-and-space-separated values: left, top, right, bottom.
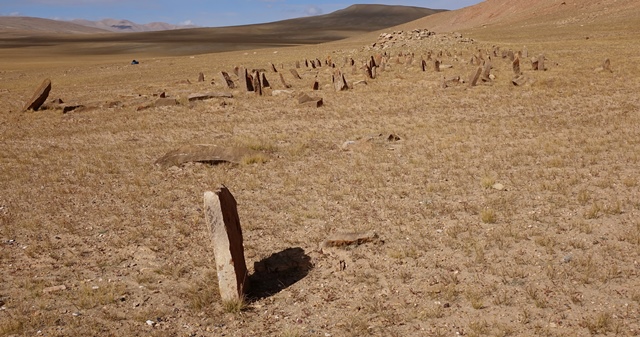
398, 0, 640, 33
0, 16, 108, 36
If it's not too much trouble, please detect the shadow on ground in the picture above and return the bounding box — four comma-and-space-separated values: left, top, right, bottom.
247, 247, 313, 301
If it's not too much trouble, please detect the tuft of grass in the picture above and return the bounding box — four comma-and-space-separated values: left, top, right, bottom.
481, 176, 496, 189
466, 290, 485, 310
185, 271, 220, 311
282, 330, 302, 337
583, 312, 614, 335
222, 296, 247, 314
75, 282, 125, 309
481, 208, 497, 224
0, 316, 24, 336
242, 153, 269, 165
584, 202, 601, 219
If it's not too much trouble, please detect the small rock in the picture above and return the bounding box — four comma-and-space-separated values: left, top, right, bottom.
491, 183, 505, 191
146, 320, 156, 327
562, 255, 573, 263
43, 285, 67, 294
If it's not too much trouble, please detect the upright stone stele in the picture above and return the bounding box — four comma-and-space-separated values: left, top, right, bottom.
469, 66, 482, 87
203, 187, 249, 302
537, 54, 546, 71
512, 57, 521, 76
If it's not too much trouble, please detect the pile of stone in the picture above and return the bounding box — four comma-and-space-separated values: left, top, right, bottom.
373, 29, 435, 49
371, 29, 473, 50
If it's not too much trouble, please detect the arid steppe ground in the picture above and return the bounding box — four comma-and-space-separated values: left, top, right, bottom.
1, 2, 640, 336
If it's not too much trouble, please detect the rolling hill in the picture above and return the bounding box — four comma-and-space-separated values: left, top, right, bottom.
0, 4, 445, 56
71, 18, 198, 33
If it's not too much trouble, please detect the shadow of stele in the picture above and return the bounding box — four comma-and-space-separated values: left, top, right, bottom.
248, 247, 313, 301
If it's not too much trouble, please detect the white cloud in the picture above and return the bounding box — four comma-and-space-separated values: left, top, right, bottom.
179, 19, 193, 26
304, 5, 322, 16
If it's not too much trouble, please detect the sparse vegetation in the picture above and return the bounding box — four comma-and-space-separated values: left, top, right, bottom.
1, 1, 639, 336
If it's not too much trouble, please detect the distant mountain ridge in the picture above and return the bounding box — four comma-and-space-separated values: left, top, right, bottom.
0, 4, 446, 56
70, 18, 198, 33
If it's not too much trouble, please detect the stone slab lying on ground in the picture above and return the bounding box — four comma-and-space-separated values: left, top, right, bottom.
22, 78, 52, 112
320, 231, 379, 251
187, 92, 233, 101
297, 93, 323, 108
155, 144, 262, 168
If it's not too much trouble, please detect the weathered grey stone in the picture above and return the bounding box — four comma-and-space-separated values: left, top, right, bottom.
297, 93, 323, 107
603, 58, 612, 72
260, 73, 271, 88
240, 68, 254, 92
198, 72, 205, 82
278, 73, 292, 88
537, 54, 546, 71
204, 186, 249, 302
434, 60, 440, 72
481, 61, 492, 81
512, 74, 529, 86
405, 54, 414, 66
364, 65, 373, 79
62, 104, 85, 113
188, 92, 234, 101
513, 57, 521, 75
469, 67, 482, 87
332, 70, 348, 91
289, 69, 302, 80
220, 71, 236, 89
252, 71, 262, 95
154, 97, 177, 107
374, 54, 383, 67
22, 78, 51, 111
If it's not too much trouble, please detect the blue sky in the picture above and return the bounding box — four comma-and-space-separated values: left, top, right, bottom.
0, 0, 483, 27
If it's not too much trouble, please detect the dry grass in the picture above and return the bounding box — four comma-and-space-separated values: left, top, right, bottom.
1, 8, 639, 336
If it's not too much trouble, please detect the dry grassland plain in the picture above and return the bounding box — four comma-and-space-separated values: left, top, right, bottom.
1, 7, 640, 337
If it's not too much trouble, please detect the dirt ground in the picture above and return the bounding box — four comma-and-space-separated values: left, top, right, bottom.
1, 5, 640, 337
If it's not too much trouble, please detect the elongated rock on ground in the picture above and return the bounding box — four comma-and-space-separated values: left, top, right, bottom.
204, 186, 249, 302
22, 78, 52, 111
155, 144, 260, 168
